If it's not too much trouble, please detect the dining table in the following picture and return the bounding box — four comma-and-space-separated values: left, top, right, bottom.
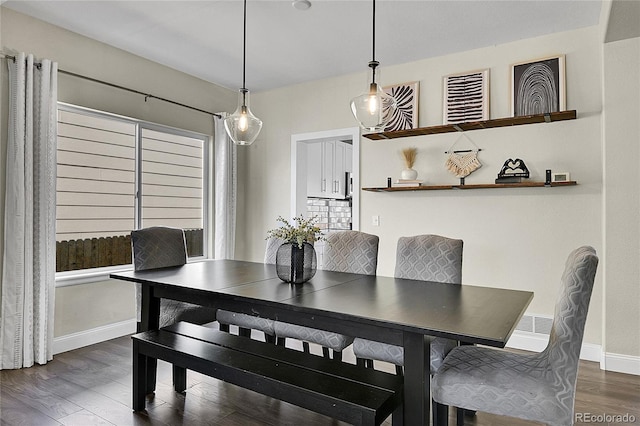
111, 259, 533, 425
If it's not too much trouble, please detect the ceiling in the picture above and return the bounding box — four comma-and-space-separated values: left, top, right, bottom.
3, 0, 604, 92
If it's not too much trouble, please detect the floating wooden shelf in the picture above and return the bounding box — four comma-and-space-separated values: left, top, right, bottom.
363, 110, 577, 140
362, 181, 577, 192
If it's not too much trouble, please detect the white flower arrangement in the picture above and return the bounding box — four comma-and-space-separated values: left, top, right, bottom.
266, 215, 325, 249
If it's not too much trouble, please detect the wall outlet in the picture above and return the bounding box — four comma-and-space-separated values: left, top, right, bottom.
372, 215, 380, 226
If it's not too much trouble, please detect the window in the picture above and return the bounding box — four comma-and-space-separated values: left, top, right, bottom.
56, 104, 208, 272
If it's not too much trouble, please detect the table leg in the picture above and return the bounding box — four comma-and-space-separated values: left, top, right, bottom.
140, 284, 160, 393
132, 339, 146, 411
434, 401, 449, 426
173, 365, 187, 392
403, 332, 431, 425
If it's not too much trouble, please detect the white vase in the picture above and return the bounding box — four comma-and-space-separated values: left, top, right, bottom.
401, 168, 418, 180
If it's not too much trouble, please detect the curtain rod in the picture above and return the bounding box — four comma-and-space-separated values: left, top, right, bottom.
1, 53, 222, 118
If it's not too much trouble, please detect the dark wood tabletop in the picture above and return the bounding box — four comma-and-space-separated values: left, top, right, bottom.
112, 259, 533, 425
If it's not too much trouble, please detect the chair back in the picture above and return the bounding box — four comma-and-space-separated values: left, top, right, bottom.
264, 237, 284, 265
323, 231, 379, 275
131, 226, 188, 271
394, 234, 463, 283
543, 246, 598, 420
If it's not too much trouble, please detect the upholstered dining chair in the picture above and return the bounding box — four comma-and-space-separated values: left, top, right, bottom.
216, 237, 283, 343
432, 246, 599, 426
352, 234, 463, 375
274, 230, 380, 361
131, 226, 216, 329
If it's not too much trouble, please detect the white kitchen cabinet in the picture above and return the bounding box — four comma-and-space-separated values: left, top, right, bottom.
306, 142, 324, 198
306, 140, 352, 199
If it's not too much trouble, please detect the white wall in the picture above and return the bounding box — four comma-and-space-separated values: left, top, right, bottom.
603, 36, 640, 359
0, 8, 236, 338
245, 27, 605, 348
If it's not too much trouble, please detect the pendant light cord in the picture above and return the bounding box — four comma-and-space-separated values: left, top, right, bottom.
368, 0, 378, 86
242, 0, 247, 91
371, 0, 376, 63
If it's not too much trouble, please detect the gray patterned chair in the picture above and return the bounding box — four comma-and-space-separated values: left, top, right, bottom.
216, 237, 283, 343
322, 230, 380, 275
274, 231, 379, 361
352, 234, 463, 375
131, 226, 216, 329
432, 246, 599, 426
263, 236, 282, 265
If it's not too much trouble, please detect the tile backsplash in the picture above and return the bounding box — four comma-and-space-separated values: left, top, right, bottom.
307, 198, 351, 231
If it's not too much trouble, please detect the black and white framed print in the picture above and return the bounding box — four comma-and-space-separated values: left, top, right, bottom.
511, 55, 566, 117
383, 81, 419, 131
443, 69, 490, 124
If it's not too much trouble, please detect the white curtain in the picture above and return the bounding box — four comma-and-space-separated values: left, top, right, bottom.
214, 113, 237, 259
1, 53, 57, 369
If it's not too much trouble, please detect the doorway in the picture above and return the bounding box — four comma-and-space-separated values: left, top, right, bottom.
291, 127, 361, 266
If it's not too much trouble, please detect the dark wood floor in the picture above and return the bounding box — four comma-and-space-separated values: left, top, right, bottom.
2, 327, 639, 426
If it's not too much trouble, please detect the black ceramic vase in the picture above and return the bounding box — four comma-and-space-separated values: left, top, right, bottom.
275, 242, 317, 284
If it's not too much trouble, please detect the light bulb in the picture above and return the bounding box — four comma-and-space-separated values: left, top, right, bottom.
368, 94, 378, 115
238, 109, 248, 132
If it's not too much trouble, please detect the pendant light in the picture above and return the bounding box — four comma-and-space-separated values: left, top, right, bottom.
224, 0, 262, 145
350, 0, 396, 132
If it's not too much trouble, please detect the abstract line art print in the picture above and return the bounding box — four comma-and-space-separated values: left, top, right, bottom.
383, 81, 419, 132
443, 69, 489, 124
511, 55, 565, 117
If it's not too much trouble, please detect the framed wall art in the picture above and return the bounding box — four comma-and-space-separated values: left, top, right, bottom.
511, 55, 565, 117
443, 69, 489, 124
383, 81, 419, 132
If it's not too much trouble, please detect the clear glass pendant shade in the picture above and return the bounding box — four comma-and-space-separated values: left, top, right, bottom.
350, 0, 397, 132
224, 89, 262, 145
350, 73, 397, 132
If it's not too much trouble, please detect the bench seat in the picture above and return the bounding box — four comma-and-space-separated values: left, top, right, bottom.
132, 321, 403, 426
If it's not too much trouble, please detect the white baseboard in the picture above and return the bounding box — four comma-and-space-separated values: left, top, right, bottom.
580, 342, 604, 363
507, 331, 602, 363
53, 319, 137, 355
52, 322, 640, 376
507, 331, 640, 376
511, 313, 598, 357
603, 352, 640, 375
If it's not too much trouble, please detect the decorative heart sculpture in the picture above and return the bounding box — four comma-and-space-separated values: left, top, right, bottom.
498, 158, 530, 178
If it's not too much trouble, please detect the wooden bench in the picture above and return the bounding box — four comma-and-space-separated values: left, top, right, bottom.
132, 321, 404, 425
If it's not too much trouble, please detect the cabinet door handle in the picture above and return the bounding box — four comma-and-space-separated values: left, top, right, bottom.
322, 179, 326, 192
